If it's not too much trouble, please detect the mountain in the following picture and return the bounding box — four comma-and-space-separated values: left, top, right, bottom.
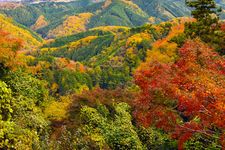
87, 0, 149, 28
0, 0, 102, 37
0, 0, 225, 149
133, 0, 191, 21
40, 22, 176, 89
0, 14, 42, 49
0, 0, 224, 38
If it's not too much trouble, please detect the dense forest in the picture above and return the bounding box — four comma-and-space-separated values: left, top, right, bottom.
0, 0, 225, 149
0, 0, 224, 38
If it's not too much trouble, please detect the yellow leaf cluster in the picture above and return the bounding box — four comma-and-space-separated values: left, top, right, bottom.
120, 0, 148, 16
121, 0, 140, 10
90, 26, 129, 33
145, 20, 188, 64
126, 33, 151, 47
68, 36, 98, 50
44, 95, 73, 121
31, 15, 48, 31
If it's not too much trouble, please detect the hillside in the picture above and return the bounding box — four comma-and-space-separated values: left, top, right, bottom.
0, 0, 149, 37
133, 0, 191, 21
0, 0, 97, 37
0, 14, 42, 49
87, 0, 149, 28
26, 16, 225, 149
41, 20, 182, 89
47, 13, 93, 38
0, 0, 225, 149
1, 0, 224, 38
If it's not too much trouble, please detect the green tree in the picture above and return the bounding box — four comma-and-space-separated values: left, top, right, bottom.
3, 71, 48, 105
185, 0, 220, 37
186, 0, 220, 22
78, 103, 144, 150
0, 80, 46, 149
185, 0, 225, 54
184, 133, 222, 150
138, 127, 177, 150
0, 81, 13, 121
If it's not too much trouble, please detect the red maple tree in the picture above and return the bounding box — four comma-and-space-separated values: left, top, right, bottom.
134, 40, 225, 149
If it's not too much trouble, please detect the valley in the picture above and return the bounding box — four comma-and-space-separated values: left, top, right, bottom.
0, 0, 225, 149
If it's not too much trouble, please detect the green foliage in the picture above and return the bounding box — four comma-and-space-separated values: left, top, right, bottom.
0, 79, 49, 149
70, 34, 114, 62
0, 0, 96, 36
87, 0, 149, 28
170, 33, 186, 47
44, 29, 112, 48
79, 103, 144, 150
41, 23, 172, 90
73, 102, 177, 150
4, 71, 48, 105
54, 69, 93, 94
0, 60, 51, 149
1, 2, 225, 149
0, 120, 43, 149
98, 66, 131, 89
138, 127, 177, 150
14, 22, 43, 42
186, 0, 220, 22
133, 0, 191, 22
185, 0, 225, 54
184, 133, 222, 150
0, 81, 13, 121
4, 0, 225, 38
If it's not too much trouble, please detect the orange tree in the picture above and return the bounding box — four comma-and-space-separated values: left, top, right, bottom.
134, 40, 225, 149
0, 29, 23, 74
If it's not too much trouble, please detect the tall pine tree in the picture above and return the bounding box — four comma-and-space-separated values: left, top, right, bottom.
185, 0, 224, 54
186, 0, 219, 22
185, 0, 220, 36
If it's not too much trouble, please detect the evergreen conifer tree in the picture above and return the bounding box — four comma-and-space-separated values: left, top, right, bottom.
185, 0, 224, 54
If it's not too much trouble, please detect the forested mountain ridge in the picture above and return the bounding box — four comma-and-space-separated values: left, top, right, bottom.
0, 0, 224, 38
0, 0, 225, 149
0, 14, 42, 49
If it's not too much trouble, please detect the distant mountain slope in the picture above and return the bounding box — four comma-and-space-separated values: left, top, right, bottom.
0, 0, 95, 27
132, 0, 191, 22
87, 0, 149, 28
0, 0, 103, 37
42, 24, 167, 66
0, 0, 224, 38
47, 13, 93, 38
39, 20, 185, 89
0, 14, 42, 49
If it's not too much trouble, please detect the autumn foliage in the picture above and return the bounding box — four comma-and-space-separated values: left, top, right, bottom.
134, 40, 225, 149
0, 30, 23, 70
0, 14, 42, 49
47, 13, 93, 38
31, 15, 48, 31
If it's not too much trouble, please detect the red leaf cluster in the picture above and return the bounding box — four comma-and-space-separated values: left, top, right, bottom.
134, 40, 225, 149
